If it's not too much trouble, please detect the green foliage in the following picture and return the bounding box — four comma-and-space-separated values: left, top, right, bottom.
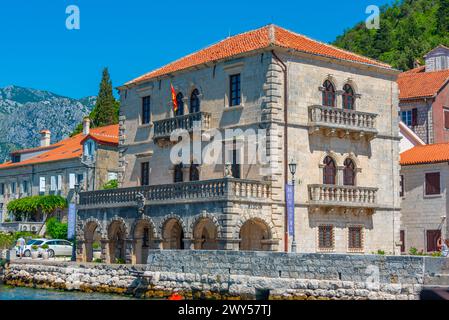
13, 231, 36, 240
0, 232, 14, 249
103, 179, 118, 190
71, 68, 119, 136
31, 245, 39, 251
92, 242, 101, 250
115, 258, 125, 264
7, 195, 67, 220
46, 217, 68, 240
409, 247, 419, 255
333, 0, 449, 70
93, 258, 103, 263
376, 249, 386, 255
41, 244, 49, 250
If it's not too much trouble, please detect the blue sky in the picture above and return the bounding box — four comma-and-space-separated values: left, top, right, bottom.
0, 0, 392, 99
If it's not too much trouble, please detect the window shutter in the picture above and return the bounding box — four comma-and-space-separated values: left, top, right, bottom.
426, 173, 440, 195
39, 177, 46, 193
411, 108, 418, 126
69, 173, 76, 189
445, 110, 449, 129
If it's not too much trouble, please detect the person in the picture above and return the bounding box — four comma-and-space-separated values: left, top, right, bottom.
16, 237, 26, 259
442, 239, 449, 258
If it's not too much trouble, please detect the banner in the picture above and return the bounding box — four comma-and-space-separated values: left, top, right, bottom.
285, 184, 295, 236
67, 203, 76, 240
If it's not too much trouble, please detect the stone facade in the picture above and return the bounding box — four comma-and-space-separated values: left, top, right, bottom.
4, 251, 449, 300
400, 162, 449, 253
77, 28, 401, 262
0, 124, 119, 233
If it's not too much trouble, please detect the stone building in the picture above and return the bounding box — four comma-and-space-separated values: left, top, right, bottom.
0, 119, 119, 233
400, 143, 449, 254
76, 25, 401, 264
397, 45, 449, 144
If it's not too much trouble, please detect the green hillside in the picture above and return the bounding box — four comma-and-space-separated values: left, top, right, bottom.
333, 0, 449, 71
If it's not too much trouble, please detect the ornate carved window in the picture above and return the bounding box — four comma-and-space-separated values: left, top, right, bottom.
322, 80, 335, 107
175, 93, 184, 116
190, 163, 200, 181
323, 156, 336, 185
342, 84, 355, 110
190, 89, 200, 113
343, 158, 356, 186
174, 163, 184, 183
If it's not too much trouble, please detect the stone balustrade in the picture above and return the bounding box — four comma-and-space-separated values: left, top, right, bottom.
153, 111, 211, 140
308, 184, 378, 209
79, 178, 271, 208
308, 105, 378, 140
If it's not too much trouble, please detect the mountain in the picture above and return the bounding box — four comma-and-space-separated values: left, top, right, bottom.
333, 0, 449, 71
0, 85, 96, 163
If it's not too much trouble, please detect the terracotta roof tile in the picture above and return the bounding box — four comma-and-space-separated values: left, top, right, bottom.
0, 124, 119, 169
400, 143, 449, 165
398, 68, 449, 100
126, 25, 392, 85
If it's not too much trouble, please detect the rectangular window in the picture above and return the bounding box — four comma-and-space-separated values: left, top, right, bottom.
318, 225, 334, 250
425, 172, 441, 195
348, 226, 363, 250
22, 181, 29, 194
0, 183, 4, 196
69, 173, 76, 189
77, 174, 84, 188
11, 154, 20, 163
39, 177, 46, 193
11, 182, 16, 194
57, 175, 63, 191
142, 96, 151, 124
445, 108, 449, 129
426, 230, 441, 252
141, 162, 150, 186
400, 175, 405, 197
401, 109, 417, 127
50, 176, 57, 191
229, 74, 241, 107
400, 230, 405, 253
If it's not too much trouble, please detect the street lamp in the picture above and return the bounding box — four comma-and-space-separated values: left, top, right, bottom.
289, 159, 297, 253
71, 182, 82, 262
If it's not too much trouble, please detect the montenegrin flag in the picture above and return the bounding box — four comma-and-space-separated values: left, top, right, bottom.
170, 83, 178, 113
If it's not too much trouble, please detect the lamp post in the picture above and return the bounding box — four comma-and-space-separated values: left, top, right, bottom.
71, 182, 82, 262
288, 159, 297, 253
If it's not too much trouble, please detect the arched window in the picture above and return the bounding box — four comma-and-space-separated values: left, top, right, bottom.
190, 89, 200, 113
190, 163, 199, 181
322, 80, 336, 107
343, 158, 356, 186
323, 156, 336, 185
175, 93, 184, 116
342, 84, 355, 110
174, 163, 183, 183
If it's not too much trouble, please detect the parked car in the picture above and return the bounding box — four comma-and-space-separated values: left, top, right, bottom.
16, 238, 46, 257
16, 239, 73, 258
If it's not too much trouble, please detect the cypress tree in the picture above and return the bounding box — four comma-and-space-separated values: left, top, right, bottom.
71, 68, 119, 136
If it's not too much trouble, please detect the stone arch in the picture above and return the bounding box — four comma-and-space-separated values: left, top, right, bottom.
191, 212, 222, 250
107, 216, 129, 263
344, 152, 361, 170
343, 79, 358, 95
132, 215, 158, 264
319, 151, 341, 167
237, 217, 274, 252
82, 217, 103, 262
160, 214, 187, 250
323, 75, 339, 89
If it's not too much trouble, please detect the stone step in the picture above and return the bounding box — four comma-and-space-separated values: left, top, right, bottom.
424, 274, 449, 286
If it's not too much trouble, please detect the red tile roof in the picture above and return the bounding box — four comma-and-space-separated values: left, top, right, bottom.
127, 25, 392, 85
0, 124, 119, 169
398, 67, 449, 100
400, 143, 449, 166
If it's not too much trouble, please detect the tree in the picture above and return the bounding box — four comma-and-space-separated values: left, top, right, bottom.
437, 0, 449, 33
71, 68, 119, 136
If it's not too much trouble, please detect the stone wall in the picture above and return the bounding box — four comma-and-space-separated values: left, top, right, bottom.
4, 251, 449, 300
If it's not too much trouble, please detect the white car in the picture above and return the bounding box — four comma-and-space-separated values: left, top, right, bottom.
18, 239, 73, 258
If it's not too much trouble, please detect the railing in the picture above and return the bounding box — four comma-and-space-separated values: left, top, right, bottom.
79, 178, 271, 207
308, 184, 378, 208
308, 105, 378, 135
153, 112, 211, 140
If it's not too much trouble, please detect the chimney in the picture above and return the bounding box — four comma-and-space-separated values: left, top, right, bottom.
83, 117, 91, 135
40, 130, 51, 147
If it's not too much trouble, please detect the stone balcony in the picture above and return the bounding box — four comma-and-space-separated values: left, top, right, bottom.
78, 178, 271, 210
308, 105, 378, 140
153, 111, 211, 141
308, 184, 379, 212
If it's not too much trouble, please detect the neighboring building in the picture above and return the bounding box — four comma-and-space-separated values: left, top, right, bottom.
399, 121, 425, 153
0, 119, 119, 233
400, 143, 449, 254
398, 45, 449, 144
76, 25, 401, 264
